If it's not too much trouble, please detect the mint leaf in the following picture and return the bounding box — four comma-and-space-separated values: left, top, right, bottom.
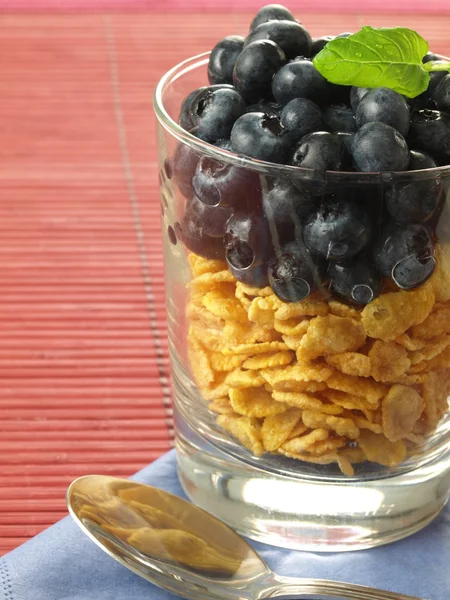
313, 26, 430, 98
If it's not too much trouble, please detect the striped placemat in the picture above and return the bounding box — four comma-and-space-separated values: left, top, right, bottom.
1, 11, 449, 557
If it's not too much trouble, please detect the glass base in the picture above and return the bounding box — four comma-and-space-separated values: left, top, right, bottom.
176, 417, 450, 552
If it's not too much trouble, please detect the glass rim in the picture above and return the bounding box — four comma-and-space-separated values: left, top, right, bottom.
153, 51, 450, 183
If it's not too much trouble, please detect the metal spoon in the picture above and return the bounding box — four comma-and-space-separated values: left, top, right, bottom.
67, 475, 425, 600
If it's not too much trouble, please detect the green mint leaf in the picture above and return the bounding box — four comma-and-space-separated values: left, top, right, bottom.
313, 26, 430, 98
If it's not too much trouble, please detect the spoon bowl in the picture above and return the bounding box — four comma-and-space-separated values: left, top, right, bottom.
67, 475, 425, 600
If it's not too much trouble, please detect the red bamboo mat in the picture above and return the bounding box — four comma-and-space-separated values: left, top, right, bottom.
1, 11, 450, 558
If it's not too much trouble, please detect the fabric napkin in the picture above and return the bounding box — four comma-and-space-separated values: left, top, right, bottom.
1, 449, 449, 600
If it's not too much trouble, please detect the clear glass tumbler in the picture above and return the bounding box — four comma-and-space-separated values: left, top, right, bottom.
154, 53, 450, 551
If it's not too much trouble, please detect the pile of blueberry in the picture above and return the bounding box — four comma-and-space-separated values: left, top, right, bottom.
168, 4, 447, 305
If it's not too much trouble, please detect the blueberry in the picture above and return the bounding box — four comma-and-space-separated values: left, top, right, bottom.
188, 84, 235, 129
190, 87, 246, 143
246, 101, 282, 117
329, 257, 381, 305
175, 212, 225, 259
350, 87, 370, 113
409, 109, 450, 161
272, 59, 330, 105
411, 68, 448, 110
432, 74, 450, 112
303, 197, 372, 261
323, 104, 356, 133
262, 177, 315, 238
185, 196, 233, 237
373, 222, 435, 289
233, 40, 286, 103
352, 122, 410, 172
208, 36, 245, 85
229, 262, 269, 287
231, 112, 293, 163
192, 152, 261, 209
291, 132, 344, 171
172, 140, 200, 199
336, 132, 355, 169
250, 4, 297, 30
268, 241, 322, 302
336, 32, 353, 38
245, 20, 312, 60
280, 98, 323, 143
423, 52, 442, 63
179, 87, 206, 130
311, 35, 334, 56
385, 150, 441, 224
224, 213, 272, 269
356, 87, 410, 137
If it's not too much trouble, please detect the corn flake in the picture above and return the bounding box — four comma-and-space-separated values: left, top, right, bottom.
275, 299, 329, 320
203, 290, 248, 324
302, 409, 360, 439
208, 398, 236, 415
361, 287, 435, 341
297, 315, 366, 361
282, 334, 307, 350
222, 341, 288, 356
248, 296, 280, 328
281, 428, 329, 453
287, 420, 309, 439
187, 336, 215, 389
217, 414, 264, 456
209, 352, 247, 372
274, 318, 310, 336
328, 300, 362, 319
421, 370, 450, 429
326, 372, 388, 406
230, 387, 287, 418
394, 334, 426, 352
323, 389, 374, 421
412, 308, 450, 339
261, 363, 333, 389
307, 437, 347, 455
410, 335, 450, 365
188, 254, 227, 277
326, 352, 371, 377
238, 283, 273, 297
261, 408, 303, 451
225, 369, 265, 389
272, 390, 335, 413
242, 350, 294, 370
381, 384, 424, 442
358, 430, 406, 467
278, 448, 338, 464
369, 340, 411, 382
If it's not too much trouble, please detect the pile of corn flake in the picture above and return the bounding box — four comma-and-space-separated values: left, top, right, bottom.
186, 248, 450, 475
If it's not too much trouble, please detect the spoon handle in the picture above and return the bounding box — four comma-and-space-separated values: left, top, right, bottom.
260, 574, 427, 600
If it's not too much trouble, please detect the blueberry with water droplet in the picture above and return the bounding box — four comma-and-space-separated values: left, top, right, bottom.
385, 150, 441, 224
272, 59, 330, 106
191, 86, 246, 143
268, 241, 322, 302
328, 257, 381, 305
303, 197, 372, 261
373, 222, 435, 290
262, 177, 315, 239
229, 262, 269, 287
175, 212, 225, 259
245, 19, 312, 59
233, 39, 286, 103
231, 112, 293, 163
224, 213, 272, 270
409, 109, 450, 161
185, 196, 233, 238
208, 36, 245, 85
280, 97, 323, 143
352, 122, 410, 172
291, 132, 345, 171
356, 87, 410, 137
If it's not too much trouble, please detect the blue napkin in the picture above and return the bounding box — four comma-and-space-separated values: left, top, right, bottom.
1, 449, 449, 600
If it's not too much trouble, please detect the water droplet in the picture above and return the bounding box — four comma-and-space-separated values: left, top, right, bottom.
375, 44, 382, 49
356, 52, 362, 58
